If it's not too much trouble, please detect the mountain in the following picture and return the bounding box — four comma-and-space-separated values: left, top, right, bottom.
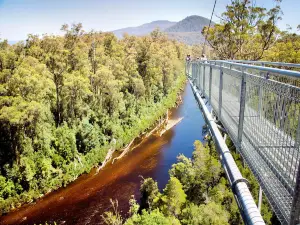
165, 15, 213, 32
111, 15, 214, 45
166, 32, 205, 45
165, 15, 214, 45
112, 20, 176, 38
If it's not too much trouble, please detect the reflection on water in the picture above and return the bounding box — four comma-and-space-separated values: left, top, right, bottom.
0, 83, 206, 225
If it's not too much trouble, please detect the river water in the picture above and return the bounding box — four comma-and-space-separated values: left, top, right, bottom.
0, 83, 206, 225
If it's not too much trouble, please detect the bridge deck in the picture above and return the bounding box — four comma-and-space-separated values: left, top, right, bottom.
213, 90, 294, 223
190, 61, 300, 225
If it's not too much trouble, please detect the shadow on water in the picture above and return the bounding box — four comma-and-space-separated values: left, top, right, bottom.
0, 82, 206, 225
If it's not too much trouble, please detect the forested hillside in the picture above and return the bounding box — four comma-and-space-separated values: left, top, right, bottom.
112, 20, 176, 38
164, 15, 213, 45
165, 15, 213, 33
0, 26, 186, 214
111, 15, 213, 45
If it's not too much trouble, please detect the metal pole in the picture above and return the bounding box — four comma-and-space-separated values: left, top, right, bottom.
197, 62, 200, 89
203, 64, 206, 95
258, 186, 263, 212
290, 117, 300, 225
258, 63, 264, 117
194, 62, 196, 86
238, 68, 247, 150
196, 63, 198, 85
218, 63, 223, 119
199, 62, 202, 90
209, 63, 212, 104
192, 63, 194, 82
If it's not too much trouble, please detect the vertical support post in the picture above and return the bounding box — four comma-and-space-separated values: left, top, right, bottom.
296, 114, 300, 149
258, 186, 263, 212
194, 62, 198, 87
193, 62, 196, 86
199, 62, 202, 90
290, 117, 300, 224
238, 68, 247, 150
192, 63, 194, 83
209, 63, 212, 105
290, 168, 300, 224
218, 63, 223, 119
221, 133, 227, 166
258, 63, 265, 117
192, 62, 195, 84
203, 64, 206, 95
197, 62, 200, 89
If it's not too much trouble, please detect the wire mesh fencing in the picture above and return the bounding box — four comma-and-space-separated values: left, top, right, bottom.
190, 60, 300, 225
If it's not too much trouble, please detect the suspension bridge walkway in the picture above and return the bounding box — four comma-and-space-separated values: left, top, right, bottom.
187, 60, 300, 225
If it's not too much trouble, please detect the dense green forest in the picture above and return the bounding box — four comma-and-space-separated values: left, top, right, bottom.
202, 0, 300, 63
0, 26, 186, 214
101, 1, 300, 224
102, 139, 275, 225
1, 0, 299, 221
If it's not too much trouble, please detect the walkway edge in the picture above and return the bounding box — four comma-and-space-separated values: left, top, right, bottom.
188, 78, 265, 225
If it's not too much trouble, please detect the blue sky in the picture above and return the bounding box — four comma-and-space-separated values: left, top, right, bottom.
0, 0, 299, 41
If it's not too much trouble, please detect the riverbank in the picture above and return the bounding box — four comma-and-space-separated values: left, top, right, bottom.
110, 110, 184, 165
0, 81, 207, 225
0, 74, 186, 218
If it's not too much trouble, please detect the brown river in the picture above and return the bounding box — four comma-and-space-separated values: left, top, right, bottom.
0, 83, 206, 225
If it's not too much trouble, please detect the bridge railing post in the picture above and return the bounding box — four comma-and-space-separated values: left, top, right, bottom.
237, 67, 247, 150
290, 116, 300, 225
192, 62, 194, 83
218, 63, 223, 119
258, 62, 265, 117
194, 63, 197, 86
198, 62, 202, 90
209, 62, 212, 104
203, 63, 206, 95
191, 63, 194, 82
197, 62, 200, 89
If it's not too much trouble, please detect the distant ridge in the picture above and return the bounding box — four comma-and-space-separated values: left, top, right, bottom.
165, 15, 214, 45
112, 20, 176, 38
111, 15, 214, 45
165, 15, 213, 32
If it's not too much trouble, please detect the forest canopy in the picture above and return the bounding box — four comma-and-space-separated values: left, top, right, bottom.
102, 139, 274, 225
202, 0, 300, 63
0, 25, 186, 214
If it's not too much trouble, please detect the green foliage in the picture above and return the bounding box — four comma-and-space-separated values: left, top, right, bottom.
169, 140, 222, 204
264, 30, 300, 63
104, 140, 241, 225
124, 209, 180, 225
226, 138, 275, 224
0, 24, 186, 214
203, 0, 282, 60
160, 177, 186, 217
139, 178, 159, 211
102, 200, 123, 225
53, 123, 77, 162
104, 137, 276, 224
181, 202, 229, 225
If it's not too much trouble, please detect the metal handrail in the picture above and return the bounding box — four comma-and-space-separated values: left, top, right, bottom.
227, 60, 300, 69
188, 77, 266, 225
208, 60, 300, 78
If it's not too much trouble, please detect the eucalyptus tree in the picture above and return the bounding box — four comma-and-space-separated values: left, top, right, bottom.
203, 0, 282, 60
